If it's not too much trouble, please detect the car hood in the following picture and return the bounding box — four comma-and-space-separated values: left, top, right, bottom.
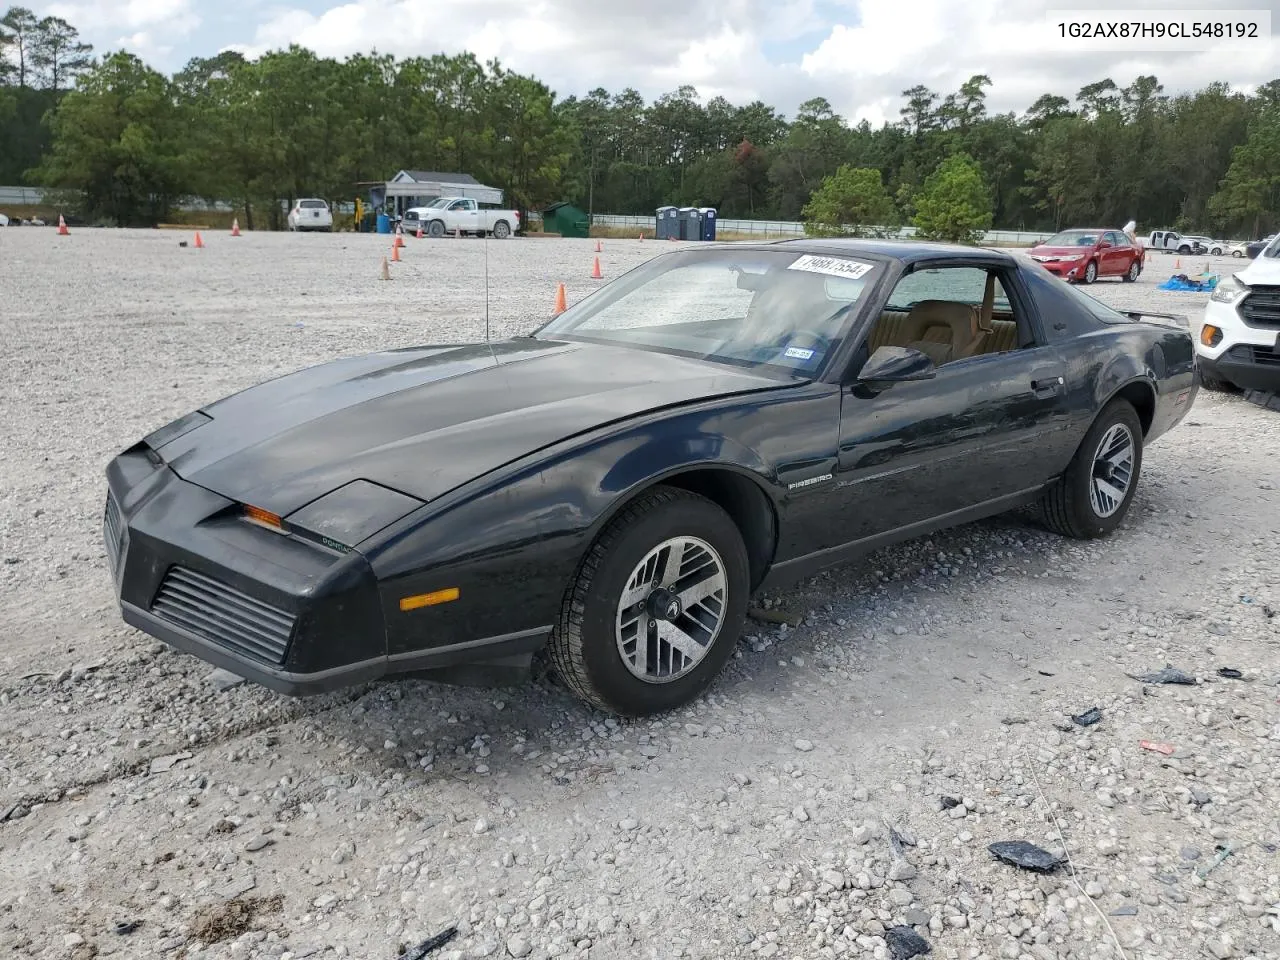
1238, 255, 1280, 284
150, 338, 788, 516
1029, 246, 1091, 258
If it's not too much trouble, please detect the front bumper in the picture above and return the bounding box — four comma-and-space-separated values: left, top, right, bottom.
105, 444, 389, 694
1034, 259, 1088, 280
1197, 348, 1280, 392
104, 444, 553, 694
1193, 297, 1280, 391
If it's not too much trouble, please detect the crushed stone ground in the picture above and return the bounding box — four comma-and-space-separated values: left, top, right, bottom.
0, 229, 1276, 960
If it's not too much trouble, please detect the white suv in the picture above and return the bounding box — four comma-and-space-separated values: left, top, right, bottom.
1192, 235, 1280, 394
288, 198, 333, 232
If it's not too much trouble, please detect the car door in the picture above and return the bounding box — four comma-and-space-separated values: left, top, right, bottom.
1100, 232, 1123, 275
450, 199, 479, 231
830, 264, 1075, 545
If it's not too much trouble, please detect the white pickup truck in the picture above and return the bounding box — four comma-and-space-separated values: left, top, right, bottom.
401, 197, 520, 238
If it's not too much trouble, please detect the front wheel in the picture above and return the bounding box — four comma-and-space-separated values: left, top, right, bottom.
1233, 250, 1244, 258
1082, 260, 1098, 284
428, 220, 445, 238
1197, 369, 1237, 392
548, 486, 749, 716
1037, 399, 1143, 540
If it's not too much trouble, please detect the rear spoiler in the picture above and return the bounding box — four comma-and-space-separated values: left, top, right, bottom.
1120, 309, 1186, 325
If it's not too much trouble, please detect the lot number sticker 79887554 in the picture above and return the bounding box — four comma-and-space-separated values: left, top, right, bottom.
787, 254, 874, 280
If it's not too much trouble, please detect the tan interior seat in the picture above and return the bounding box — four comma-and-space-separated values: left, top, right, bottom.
983, 319, 1019, 353
900, 300, 982, 365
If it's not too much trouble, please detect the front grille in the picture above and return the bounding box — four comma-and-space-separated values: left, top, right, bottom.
151, 566, 295, 665
1240, 286, 1280, 329
104, 494, 123, 571
1227, 344, 1280, 367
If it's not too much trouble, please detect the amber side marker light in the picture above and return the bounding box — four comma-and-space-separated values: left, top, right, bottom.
400, 587, 460, 611
1200, 325, 1222, 347
243, 505, 283, 529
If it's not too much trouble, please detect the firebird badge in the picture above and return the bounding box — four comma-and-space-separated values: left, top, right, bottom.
788, 474, 833, 490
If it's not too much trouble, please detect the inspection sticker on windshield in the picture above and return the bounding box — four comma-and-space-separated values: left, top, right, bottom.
784, 346, 815, 360
787, 254, 873, 280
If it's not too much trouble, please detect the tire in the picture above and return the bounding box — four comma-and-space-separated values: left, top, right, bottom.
1210, 247, 1222, 256
1037, 399, 1144, 540
428, 220, 445, 238
492, 220, 511, 239
1177, 244, 1191, 254
1197, 369, 1237, 392
1233, 250, 1244, 258
1082, 260, 1098, 284
548, 486, 750, 716
1123, 260, 1140, 282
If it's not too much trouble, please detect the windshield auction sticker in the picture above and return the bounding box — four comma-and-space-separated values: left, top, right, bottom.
787, 254, 874, 280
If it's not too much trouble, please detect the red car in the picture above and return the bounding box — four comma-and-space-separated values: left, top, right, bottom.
1027, 228, 1143, 284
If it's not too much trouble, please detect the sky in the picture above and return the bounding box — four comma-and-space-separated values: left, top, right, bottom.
35, 0, 1280, 125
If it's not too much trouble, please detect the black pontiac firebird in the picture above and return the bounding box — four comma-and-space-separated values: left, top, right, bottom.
104, 239, 1197, 716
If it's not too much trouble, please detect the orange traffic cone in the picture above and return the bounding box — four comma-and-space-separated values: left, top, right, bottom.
591, 256, 603, 279
416, 224, 424, 239
380, 256, 391, 280
1174, 257, 1180, 269
638, 232, 644, 241
194, 231, 204, 249
230, 218, 241, 237
391, 242, 401, 262
57, 214, 69, 235
594, 239, 602, 253
394, 232, 404, 249
553, 282, 567, 315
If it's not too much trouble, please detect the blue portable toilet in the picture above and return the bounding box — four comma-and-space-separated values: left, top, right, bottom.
376, 212, 391, 234
699, 207, 717, 241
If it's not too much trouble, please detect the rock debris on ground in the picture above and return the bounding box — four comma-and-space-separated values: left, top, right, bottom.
0, 232, 1276, 960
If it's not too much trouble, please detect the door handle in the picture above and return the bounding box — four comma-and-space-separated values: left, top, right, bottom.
1031, 375, 1065, 394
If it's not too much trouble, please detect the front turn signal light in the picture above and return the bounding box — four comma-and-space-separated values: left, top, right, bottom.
244, 504, 283, 529
400, 587, 460, 611
1200, 325, 1222, 347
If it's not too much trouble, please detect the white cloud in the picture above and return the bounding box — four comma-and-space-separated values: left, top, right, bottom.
52, 0, 1280, 122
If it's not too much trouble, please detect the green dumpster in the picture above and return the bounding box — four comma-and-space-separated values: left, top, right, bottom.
542, 201, 590, 239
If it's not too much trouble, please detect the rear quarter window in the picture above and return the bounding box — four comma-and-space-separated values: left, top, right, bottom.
1017, 259, 1125, 340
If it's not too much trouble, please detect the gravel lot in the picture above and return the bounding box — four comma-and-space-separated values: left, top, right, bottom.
0, 229, 1277, 960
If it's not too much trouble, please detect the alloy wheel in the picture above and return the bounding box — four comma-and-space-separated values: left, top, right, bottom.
614, 536, 727, 683
1089, 423, 1136, 518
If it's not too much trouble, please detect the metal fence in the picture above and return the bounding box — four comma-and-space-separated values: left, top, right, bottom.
2, 186, 1046, 242
590, 212, 1048, 245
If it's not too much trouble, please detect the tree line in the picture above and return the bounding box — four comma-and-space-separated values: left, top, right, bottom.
2, 5, 1278, 237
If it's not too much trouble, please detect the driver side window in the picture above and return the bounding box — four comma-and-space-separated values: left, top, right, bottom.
864, 266, 1026, 366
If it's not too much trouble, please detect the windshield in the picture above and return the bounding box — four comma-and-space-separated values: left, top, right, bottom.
1263, 235, 1280, 259
427, 198, 449, 208
1042, 230, 1098, 247
533, 249, 881, 376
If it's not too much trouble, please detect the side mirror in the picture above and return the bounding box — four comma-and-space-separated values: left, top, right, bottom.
1098, 240, 1112, 248
854, 345, 937, 391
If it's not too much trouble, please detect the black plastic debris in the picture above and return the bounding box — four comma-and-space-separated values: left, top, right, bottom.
987, 840, 1066, 873
1127, 665, 1196, 685
403, 927, 459, 959
1217, 668, 1244, 680
1108, 905, 1139, 917
113, 920, 140, 935
939, 795, 960, 810
885, 925, 931, 959
1072, 707, 1103, 726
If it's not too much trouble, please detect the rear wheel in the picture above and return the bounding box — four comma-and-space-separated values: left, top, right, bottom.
1123, 260, 1140, 282
1038, 399, 1143, 540
493, 220, 511, 239
548, 486, 749, 716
